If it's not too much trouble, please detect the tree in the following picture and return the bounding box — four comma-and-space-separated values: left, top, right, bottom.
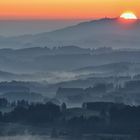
61, 102, 67, 112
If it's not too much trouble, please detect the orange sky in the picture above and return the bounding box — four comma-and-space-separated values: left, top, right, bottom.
0, 0, 139, 19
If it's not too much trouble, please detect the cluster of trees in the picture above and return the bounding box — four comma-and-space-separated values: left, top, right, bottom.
1, 102, 61, 123
68, 103, 140, 135
56, 80, 140, 105
110, 105, 140, 126
0, 98, 30, 108
56, 83, 114, 104
0, 100, 140, 135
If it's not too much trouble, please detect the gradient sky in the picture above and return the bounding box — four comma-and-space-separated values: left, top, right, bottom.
0, 0, 139, 19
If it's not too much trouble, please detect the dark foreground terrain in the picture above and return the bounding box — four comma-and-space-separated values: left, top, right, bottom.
0, 101, 140, 140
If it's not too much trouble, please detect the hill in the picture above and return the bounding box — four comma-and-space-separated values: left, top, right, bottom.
0, 18, 140, 49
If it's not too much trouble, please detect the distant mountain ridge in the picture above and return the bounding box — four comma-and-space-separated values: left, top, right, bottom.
0, 18, 140, 49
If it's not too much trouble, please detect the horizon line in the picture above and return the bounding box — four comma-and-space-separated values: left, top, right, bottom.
0, 16, 120, 21
0, 17, 139, 21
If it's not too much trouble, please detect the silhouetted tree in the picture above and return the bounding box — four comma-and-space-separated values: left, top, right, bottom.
0, 98, 8, 107
61, 102, 67, 112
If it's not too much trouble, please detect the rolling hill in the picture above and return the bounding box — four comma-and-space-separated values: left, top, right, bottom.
0, 18, 140, 49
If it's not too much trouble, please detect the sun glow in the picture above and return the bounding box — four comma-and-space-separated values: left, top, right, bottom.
120, 12, 137, 20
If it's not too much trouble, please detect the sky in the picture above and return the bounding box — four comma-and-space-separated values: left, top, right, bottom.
0, 0, 139, 19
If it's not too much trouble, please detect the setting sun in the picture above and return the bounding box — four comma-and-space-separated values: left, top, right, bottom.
120, 12, 137, 20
